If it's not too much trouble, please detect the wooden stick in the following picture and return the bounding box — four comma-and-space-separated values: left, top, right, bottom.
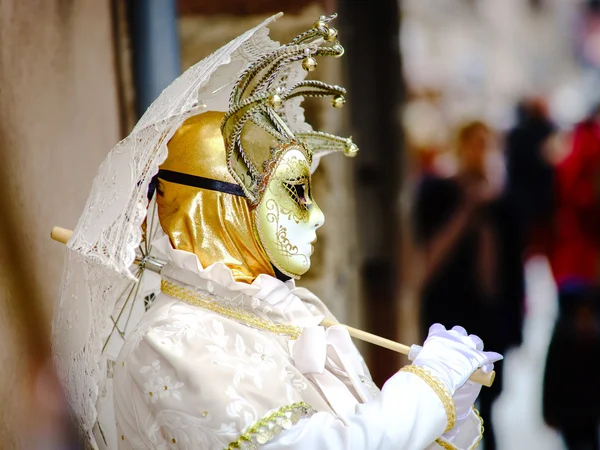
50, 226, 72, 244
321, 319, 412, 354
50, 226, 494, 387
321, 319, 494, 387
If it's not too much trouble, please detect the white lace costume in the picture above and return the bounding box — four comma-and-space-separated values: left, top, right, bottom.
52, 13, 485, 450
113, 237, 483, 449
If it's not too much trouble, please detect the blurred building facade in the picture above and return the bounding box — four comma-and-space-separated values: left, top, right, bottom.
0, 0, 122, 445
401, 0, 597, 131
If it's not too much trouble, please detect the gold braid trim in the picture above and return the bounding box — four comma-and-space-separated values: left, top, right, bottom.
435, 406, 484, 449
400, 365, 456, 432
470, 407, 484, 449
161, 280, 302, 339
435, 439, 458, 450
226, 402, 315, 449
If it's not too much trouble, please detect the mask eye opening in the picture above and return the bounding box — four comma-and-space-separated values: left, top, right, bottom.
283, 177, 311, 208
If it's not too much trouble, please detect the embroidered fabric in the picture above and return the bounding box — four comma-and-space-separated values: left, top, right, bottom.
112, 241, 380, 449
50, 14, 319, 449
111, 237, 480, 450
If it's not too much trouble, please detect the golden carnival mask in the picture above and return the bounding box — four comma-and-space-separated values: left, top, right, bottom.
158, 14, 358, 280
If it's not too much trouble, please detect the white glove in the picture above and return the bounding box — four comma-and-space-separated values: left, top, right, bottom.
448, 325, 492, 428
413, 323, 502, 394
452, 380, 481, 420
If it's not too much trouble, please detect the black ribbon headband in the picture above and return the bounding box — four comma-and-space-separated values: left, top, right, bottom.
148, 169, 247, 200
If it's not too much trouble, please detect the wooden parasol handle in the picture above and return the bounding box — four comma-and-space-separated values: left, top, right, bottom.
50, 226, 72, 244
320, 319, 494, 387
50, 226, 494, 387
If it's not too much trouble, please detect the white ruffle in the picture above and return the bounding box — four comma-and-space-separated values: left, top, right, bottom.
152, 235, 323, 328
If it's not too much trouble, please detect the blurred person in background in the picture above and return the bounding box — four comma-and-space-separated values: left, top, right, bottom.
505, 97, 556, 257
413, 120, 525, 450
543, 103, 600, 450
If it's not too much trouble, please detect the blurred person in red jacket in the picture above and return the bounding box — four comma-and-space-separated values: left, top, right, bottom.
543, 104, 600, 450
550, 106, 600, 285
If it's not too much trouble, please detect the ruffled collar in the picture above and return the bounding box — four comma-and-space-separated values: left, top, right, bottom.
152, 236, 324, 329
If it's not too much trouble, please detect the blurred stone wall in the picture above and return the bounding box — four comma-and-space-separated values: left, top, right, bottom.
0, 0, 121, 444
179, 5, 363, 328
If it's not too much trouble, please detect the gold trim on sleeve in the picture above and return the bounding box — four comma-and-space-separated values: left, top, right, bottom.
226, 402, 315, 449
470, 407, 484, 449
161, 279, 302, 339
400, 365, 456, 432
435, 406, 484, 449
435, 438, 458, 450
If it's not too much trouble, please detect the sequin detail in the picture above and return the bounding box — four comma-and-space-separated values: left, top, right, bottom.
400, 365, 456, 432
226, 402, 314, 449
161, 280, 301, 339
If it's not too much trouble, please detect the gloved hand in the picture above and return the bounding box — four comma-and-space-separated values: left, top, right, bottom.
413, 323, 502, 395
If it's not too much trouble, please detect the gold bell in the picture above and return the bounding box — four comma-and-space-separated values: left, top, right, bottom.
269, 94, 283, 108
302, 56, 318, 72
313, 15, 327, 29
325, 27, 338, 42
344, 142, 359, 157
332, 95, 346, 108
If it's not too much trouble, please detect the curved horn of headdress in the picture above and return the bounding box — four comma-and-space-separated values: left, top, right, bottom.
282, 80, 346, 101
295, 131, 359, 158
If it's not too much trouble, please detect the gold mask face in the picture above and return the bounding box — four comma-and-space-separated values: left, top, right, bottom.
255, 147, 324, 278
